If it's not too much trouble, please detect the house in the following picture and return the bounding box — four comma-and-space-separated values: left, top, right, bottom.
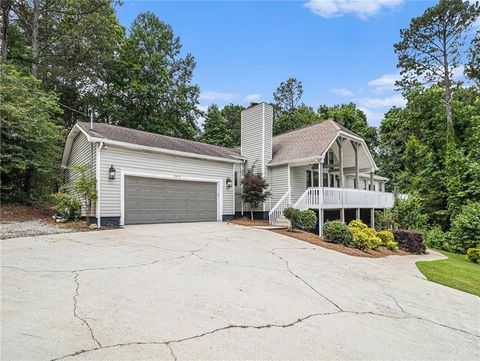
61, 102, 394, 234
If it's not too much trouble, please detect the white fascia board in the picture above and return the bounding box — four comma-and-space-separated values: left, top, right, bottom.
88, 137, 243, 164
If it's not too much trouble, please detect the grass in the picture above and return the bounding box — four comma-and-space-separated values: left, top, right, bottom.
416, 250, 480, 297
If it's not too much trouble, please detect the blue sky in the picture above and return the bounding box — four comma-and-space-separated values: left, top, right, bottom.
115, 1, 474, 127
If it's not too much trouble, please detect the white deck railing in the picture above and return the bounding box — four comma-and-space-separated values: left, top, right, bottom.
268, 188, 291, 225
293, 187, 395, 210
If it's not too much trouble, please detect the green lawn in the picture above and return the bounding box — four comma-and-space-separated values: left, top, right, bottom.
416, 250, 480, 297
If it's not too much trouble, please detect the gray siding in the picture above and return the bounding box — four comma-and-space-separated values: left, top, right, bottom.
99, 146, 236, 218
290, 165, 309, 204
66, 133, 96, 217
234, 163, 243, 212
268, 165, 289, 210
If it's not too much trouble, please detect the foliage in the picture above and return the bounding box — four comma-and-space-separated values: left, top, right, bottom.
394, 0, 480, 126
424, 226, 448, 250
103, 12, 201, 138
417, 250, 480, 297
52, 191, 81, 221
282, 207, 298, 221
465, 248, 480, 264
391, 193, 429, 231
273, 104, 321, 135
70, 164, 97, 223
317, 103, 378, 152
323, 221, 353, 245
202, 105, 234, 147
348, 220, 382, 250
449, 202, 480, 254
0, 63, 63, 203
386, 241, 399, 252
221, 104, 245, 147
374, 210, 396, 230
283, 208, 317, 232
241, 167, 271, 220
392, 229, 426, 254
466, 30, 480, 87
377, 230, 394, 245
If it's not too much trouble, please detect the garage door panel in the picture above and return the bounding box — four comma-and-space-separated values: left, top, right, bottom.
125, 176, 218, 224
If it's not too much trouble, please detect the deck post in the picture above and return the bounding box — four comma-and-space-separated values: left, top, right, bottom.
351, 141, 360, 189
336, 138, 345, 188
318, 208, 323, 236
370, 208, 375, 228
340, 208, 345, 223
356, 208, 360, 220
370, 171, 374, 191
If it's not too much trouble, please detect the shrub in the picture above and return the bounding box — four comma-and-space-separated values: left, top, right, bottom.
350, 228, 371, 251
424, 226, 448, 250
375, 209, 396, 230
52, 192, 81, 221
465, 248, 480, 263
296, 210, 317, 231
391, 193, 428, 230
283, 208, 317, 232
392, 229, 426, 254
449, 202, 480, 254
348, 219, 368, 230
323, 221, 353, 245
386, 241, 399, 252
377, 230, 394, 245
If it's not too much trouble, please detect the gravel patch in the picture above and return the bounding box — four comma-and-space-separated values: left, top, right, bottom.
0, 220, 73, 239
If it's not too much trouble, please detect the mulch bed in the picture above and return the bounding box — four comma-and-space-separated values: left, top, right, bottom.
1, 203, 94, 232
272, 229, 411, 258
228, 218, 270, 227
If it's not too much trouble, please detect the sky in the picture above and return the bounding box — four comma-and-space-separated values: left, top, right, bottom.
115, 0, 477, 127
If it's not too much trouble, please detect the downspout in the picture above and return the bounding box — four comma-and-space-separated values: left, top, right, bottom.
96, 142, 104, 228
241, 159, 246, 217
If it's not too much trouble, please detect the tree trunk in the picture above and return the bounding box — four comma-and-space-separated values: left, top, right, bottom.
31, 0, 40, 76
0, 0, 12, 60
86, 200, 91, 224
250, 209, 253, 221
442, 26, 453, 129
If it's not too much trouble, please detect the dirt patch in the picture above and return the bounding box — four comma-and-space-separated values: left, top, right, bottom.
272, 229, 411, 258
1, 203, 95, 239
1, 203, 53, 222
228, 218, 269, 227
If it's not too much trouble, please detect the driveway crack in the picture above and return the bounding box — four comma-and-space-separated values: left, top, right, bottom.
72, 272, 101, 348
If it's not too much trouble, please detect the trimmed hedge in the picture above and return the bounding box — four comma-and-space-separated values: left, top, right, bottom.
323, 221, 353, 245
283, 207, 317, 232
466, 248, 480, 263
392, 229, 426, 254
377, 230, 394, 245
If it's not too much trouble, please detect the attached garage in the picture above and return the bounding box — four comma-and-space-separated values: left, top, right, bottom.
124, 176, 219, 224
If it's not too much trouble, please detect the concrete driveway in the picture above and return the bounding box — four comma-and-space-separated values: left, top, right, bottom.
1, 223, 479, 361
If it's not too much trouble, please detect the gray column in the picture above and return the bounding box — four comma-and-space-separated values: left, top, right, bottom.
370, 208, 375, 228
340, 208, 345, 223
356, 208, 360, 220
318, 209, 323, 236
318, 161, 323, 187
370, 171, 374, 191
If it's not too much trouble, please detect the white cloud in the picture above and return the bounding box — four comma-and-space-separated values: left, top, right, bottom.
199, 91, 236, 101
332, 87, 353, 96
358, 107, 385, 126
304, 0, 404, 19
358, 94, 406, 108
368, 73, 400, 91
244, 93, 262, 102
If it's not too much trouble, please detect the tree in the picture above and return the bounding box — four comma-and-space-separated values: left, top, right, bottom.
70, 164, 97, 224
241, 167, 271, 220
202, 105, 234, 147
0, 63, 63, 202
466, 30, 480, 87
317, 103, 378, 151
0, 0, 13, 59
104, 12, 201, 139
273, 77, 303, 114
394, 0, 480, 127
221, 103, 244, 146
273, 104, 320, 135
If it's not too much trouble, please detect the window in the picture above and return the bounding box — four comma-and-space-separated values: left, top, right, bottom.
234, 171, 238, 187
306, 170, 312, 188
323, 173, 328, 187
363, 180, 367, 190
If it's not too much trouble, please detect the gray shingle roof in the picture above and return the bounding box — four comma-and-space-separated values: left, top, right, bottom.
270, 120, 360, 165
77, 122, 242, 160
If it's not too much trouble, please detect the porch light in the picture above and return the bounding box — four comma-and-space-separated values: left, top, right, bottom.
226, 177, 233, 188
108, 165, 116, 180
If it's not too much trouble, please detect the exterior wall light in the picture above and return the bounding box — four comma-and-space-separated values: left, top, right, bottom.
226, 177, 233, 188
108, 165, 116, 180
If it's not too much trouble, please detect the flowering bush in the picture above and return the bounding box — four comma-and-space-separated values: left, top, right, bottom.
377, 230, 394, 245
